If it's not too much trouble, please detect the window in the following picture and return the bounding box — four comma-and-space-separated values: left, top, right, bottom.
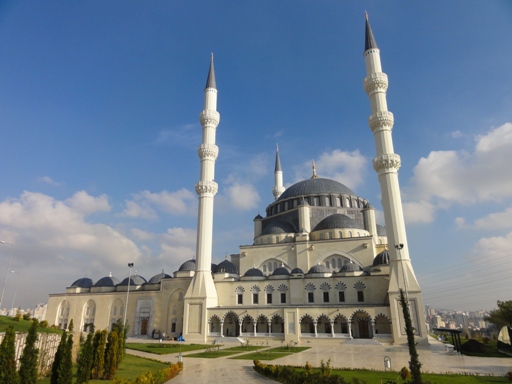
171, 322, 177, 333
338, 291, 345, 302
253, 293, 259, 304
357, 291, 364, 302
237, 294, 243, 304
323, 292, 329, 303
267, 293, 272, 304
280, 293, 286, 303
308, 292, 314, 303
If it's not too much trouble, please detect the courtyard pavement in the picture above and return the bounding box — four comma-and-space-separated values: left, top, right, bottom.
126, 336, 512, 383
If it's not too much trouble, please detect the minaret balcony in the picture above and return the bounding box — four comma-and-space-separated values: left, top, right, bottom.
363, 72, 388, 94
195, 180, 218, 196
199, 110, 220, 127
198, 144, 219, 160
373, 154, 401, 172
368, 111, 394, 133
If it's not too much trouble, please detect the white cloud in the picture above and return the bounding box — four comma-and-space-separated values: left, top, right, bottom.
293, 149, 368, 190
449, 130, 463, 139
154, 124, 199, 146
473, 206, 512, 230
37, 176, 63, 186
122, 189, 196, 219
130, 228, 157, 241
66, 190, 110, 215
122, 200, 157, 220
455, 217, 465, 228
473, 231, 512, 262
158, 227, 196, 267
225, 182, 260, 211
402, 201, 436, 224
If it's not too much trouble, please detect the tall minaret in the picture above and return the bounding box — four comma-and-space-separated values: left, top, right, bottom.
272, 145, 285, 200
183, 54, 219, 342
363, 14, 427, 344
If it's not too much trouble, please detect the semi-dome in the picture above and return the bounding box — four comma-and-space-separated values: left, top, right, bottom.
340, 262, 363, 272
244, 268, 264, 277
262, 220, 296, 235
307, 264, 330, 274
215, 259, 238, 274
313, 214, 361, 231
373, 250, 390, 266
71, 277, 93, 288
278, 178, 354, 201
178, 259, 196, 271
272, 265, 291, 276
148, 272, 172, 284
119, 274, 147, 286
94, 276, 121, 287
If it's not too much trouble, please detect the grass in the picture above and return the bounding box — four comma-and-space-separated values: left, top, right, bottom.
231, 345, 311, 361
38, 354, 169, 383
0, 315, 61, 333
126, 342, 210, 354
186, 350, 242, 358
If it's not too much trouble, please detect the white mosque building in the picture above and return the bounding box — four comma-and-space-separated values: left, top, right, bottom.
46, 16, 428, 345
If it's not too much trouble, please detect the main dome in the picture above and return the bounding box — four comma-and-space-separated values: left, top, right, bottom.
277, 178, 354, 201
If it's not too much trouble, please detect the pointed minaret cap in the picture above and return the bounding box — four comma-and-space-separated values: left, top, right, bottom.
205, 53, 217, 90
364, 12, 378, 52
311, 160, 318, 179
275, 144, 282, 172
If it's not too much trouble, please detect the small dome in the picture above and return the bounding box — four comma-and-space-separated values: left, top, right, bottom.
178, 259, 196, 271
148, 272, 172, 284
71, 277, 93, 288
278, 178, 355, 201
119, 274, 147, 286
215, 259, 238, 274
262, 221, 296, 235
291, 267, 304, 274
313, 214, 361, 231
377, 224, 387, 236
244, 268, 264, 277
373, 250, 390, 266
272, 265, 291, 276
307, 264, 330, 274
211, 263, 218, 273
94, 276, 121, 287
340, 262, 363, 272
254, 214, 263, 220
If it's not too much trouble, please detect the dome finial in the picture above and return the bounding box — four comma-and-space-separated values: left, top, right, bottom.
311, 160, 318, 179
225, 253, 228, 260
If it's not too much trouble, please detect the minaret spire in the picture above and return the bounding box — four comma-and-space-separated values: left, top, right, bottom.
272, 144, 285, 200
311, 160, 318, 179
184, 54, 220, 342
363, 15, 427, 344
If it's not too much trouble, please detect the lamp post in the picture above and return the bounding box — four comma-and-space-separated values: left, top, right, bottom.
394, 243, 408, 301
10, 270, 20, 315
123, 263, 134, 327
0, 241, 14, 310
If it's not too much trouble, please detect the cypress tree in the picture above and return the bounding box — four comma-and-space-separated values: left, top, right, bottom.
76, 332, 94, 384
91, 330, 107, 379
103, 330, 119, 379
19, 320, 40, 384
0, 326, 19, 384
56, 333, 73, 384
399, 288, 423, 384
111, 319, 127, 365
50, 331, 67, 384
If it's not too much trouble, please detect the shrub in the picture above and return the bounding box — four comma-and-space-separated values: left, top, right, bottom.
399, 366, 411, 380
13, 310, 22, 321
39, 320, 49, 328
23, 313, 31, 321
506, 371, 512, 382
111, 361, 183, 384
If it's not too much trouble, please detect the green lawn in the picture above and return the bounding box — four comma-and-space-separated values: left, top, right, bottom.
38, 354, 169, 383
126, 342, 210, 354
186, 345, 266, 359
0, 316, 61, 333
231, 346, 310, 360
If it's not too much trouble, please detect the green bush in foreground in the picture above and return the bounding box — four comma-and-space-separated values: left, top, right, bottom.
254, 359, 350, 384
112, 361, 183, 384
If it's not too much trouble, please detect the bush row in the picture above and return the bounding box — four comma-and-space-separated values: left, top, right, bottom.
113, 361, 183, 384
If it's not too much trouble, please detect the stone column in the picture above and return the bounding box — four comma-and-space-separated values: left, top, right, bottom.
371, 320, 376, 338
348, 322, 353, 339
253, 321, 257, 337
313, 321, 318, 337
330, 321, 335, 338
268, 321, 272, 337
220, 321, 224, 337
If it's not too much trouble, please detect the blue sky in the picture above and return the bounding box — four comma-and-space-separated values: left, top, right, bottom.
0, 1, 511, 311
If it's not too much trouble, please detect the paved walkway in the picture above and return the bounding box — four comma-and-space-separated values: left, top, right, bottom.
126, 337, 512, 383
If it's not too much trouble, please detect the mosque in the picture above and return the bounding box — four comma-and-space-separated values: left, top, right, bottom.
46, 16, 428, 345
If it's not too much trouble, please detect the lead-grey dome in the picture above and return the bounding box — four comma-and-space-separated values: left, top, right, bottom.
262, 220, 296, 235
71, 277, 93, 288
178, 259, 196, 271
291, 267, 304, 274
119, 274, 147, 286
94, 276, 120, 287
272, 266, 291, 276
340, 262, 363, 272
148, 272, 172, 284
216, 259, 238, 274
244, 268, 264, 277
373, 250, 390, 266
313, 214, 361, 231
277, 178, 354, 201
307, 264, 330, 274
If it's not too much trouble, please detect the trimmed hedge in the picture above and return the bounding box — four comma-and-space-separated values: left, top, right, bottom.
113, 361, 183, 384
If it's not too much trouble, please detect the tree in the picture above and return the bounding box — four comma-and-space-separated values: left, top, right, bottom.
51, 331, 71, 384
68, 319, 74, 332
484, 300, 512, 328
399, 289, 422, 384
111, 319, 128, 365
103, 330, 119, 379
19, 320, 40, 384
91, 330, 107, 379
76, 332, 94, 384
0, 326, 19, 384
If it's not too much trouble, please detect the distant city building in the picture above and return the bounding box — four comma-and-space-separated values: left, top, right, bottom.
45, 16, 428, 345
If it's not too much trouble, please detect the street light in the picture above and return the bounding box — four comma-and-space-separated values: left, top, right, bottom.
10, 270, 21, 315
123, 263, 134, 327
0, 241, 14, 310
394, 243, 409, 301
